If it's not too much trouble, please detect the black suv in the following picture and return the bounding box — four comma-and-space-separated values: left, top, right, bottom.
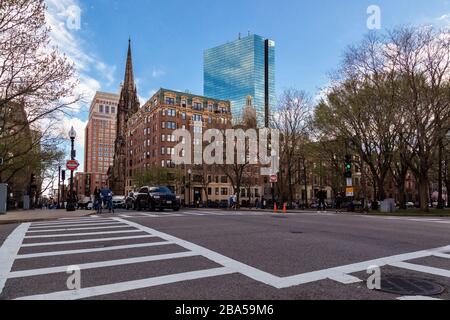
135, 186, 181, 212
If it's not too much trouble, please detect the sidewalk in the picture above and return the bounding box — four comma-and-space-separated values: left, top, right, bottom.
0, 209, 94, 225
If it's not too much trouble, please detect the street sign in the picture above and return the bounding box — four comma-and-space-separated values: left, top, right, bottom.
346, 187, 354, 197
270, 174, 278, 183
66, 160, 79, 171
346, 178, 353, 187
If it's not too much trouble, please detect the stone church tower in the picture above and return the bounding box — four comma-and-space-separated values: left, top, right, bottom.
111, 40, 140, 195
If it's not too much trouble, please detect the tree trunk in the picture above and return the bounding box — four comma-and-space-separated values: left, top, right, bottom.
437, 142, 444, 209
303, 161, 308, 208
418, 176, 430, 212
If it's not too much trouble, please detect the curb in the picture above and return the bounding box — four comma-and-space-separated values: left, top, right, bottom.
0, 212, 96, 225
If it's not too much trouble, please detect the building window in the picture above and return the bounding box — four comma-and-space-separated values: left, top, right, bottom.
111, 107, 116, 113
165, 97, 175, 105
221, 188, 228, 196
221, 176, 228, 183
181, 100, 187, 108
161, 134, 166, 142
167, 109, 176, 117
161, 147, 165, 155
192, 114, 202, 122
99, 105, 104, 113
193, 102, 203, 111
208, 188, 212, 196
215, 188, 219, 196
181, 112, 186, 120
105, 105, 110, 114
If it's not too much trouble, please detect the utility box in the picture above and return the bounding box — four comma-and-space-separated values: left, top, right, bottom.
0, 183, 7, 214
380, 199, 396, 213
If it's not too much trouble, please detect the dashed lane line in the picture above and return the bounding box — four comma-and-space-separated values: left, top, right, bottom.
15, 267, 234, 300
9, 251, 199, 278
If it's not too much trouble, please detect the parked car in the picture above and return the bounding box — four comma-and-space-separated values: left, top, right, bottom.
135, 186, 180, 211
406, 202, 415, 209
112, 196, 126, 209
77, 198, 92, 210
125, 192, 137, 210
86, 202, 93, 210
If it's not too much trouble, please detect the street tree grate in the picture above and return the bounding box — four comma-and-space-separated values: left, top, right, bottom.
377, 276, 445, 296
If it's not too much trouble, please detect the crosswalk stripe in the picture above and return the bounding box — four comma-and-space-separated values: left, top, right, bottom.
0, 223, 30, 295
390, 262, 450, 278
24, 230, 142, 239
21, 235, 157, 247
29, 222, 121, 229
27, 225, 133, 233
397, 296, 442, 300
15, 267, 234, 300
32, 219, 110, 226
9, 251, 199, 278
16, 241, 173, 259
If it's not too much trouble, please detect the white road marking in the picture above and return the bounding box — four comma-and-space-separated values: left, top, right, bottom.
389, 262, 450, 278
20, 235, 157, 247
9, 251, 199, 278
26, 225, 133, 233
114, 218, 450, 290
0, 223, 30, 295
16, 241, 173, 259
397, 296, 442, 300
31, 219, 111, 226
24, 230, 142, 239
114, 218, 282, 287
433, 252, 450, 259
29, 222, 121, 229
15, 267, 234, 300
327, 272, 362, 284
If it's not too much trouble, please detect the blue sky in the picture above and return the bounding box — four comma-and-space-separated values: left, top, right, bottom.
45, 0, 450, 172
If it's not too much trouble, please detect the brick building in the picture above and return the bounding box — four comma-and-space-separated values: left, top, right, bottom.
124, 88, 262, 205
79, 91, 119, 199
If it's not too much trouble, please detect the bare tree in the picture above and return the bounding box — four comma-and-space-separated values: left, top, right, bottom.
272, 89, 313, 204
0, 0, 78, 185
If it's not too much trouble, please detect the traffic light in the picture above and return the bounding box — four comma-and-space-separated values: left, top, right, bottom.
344, 155, 352, 178
61, 170, 66, 181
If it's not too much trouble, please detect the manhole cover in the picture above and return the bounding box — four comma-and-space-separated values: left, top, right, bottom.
378, 277, 444, 296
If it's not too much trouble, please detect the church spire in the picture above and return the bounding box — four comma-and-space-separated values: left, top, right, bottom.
124, 38, 135, 91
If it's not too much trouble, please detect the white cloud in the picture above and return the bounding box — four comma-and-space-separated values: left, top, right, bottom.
45, 0, 116, 112
152, 68, 166, 78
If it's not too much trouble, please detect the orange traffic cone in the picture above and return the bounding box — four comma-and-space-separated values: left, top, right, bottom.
274, 203, 278, 213
283, 203, 287, 214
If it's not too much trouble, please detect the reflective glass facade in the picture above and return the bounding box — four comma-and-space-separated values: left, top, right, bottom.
204, 35, 275, 127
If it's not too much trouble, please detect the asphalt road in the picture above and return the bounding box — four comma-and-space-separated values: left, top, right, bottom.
1, 209, 450, 300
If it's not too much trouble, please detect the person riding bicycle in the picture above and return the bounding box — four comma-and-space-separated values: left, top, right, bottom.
100, 186, 114, 213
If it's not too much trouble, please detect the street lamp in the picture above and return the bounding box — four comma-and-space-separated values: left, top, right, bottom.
66, 126, 77, 212
187, 169, 192, 208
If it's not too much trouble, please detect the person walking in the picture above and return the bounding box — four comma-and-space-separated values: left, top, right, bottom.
232, 193, 238, 211
335, 192, 343, 213
317, 189, 327, 213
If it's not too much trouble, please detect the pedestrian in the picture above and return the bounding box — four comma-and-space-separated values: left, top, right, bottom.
255, 198, 260, 209
317, 189, 326, 213
335, 193, 343, 213
232, 193, 238, 211
262, 197, 267, 210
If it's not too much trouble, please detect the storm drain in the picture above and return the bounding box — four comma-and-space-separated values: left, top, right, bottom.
378, 276, 445, 296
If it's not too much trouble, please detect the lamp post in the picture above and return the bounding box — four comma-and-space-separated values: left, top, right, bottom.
66, 126, 77, 212
187, 169, 192, 208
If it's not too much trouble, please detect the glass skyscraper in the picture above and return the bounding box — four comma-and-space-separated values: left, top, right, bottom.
204, 34, 275, 127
